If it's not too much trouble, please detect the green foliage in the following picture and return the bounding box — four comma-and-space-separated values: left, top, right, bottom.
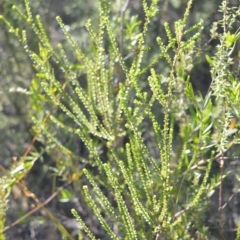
0, 0, 240, 239
0, 177, 9, 240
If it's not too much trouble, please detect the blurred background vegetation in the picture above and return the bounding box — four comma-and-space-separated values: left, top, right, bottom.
0, 0, 239, 239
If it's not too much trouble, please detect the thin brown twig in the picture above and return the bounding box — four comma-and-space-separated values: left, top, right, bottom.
174, 148, 232, 220
0, 70, 71, 234
2, 181, 69, 233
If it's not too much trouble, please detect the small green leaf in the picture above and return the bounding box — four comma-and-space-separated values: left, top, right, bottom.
202, 122, 213, 135
11, 164, 24, 175
186, 78, 194, 99
59, 189, 74, 202
205, 55, 213, 66
225, 31, 235, 47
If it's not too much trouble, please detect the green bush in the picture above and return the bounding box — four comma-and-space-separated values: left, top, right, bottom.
0, 0, 240, 239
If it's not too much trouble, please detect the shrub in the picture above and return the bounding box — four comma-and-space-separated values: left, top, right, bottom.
0, 0, 240, 239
